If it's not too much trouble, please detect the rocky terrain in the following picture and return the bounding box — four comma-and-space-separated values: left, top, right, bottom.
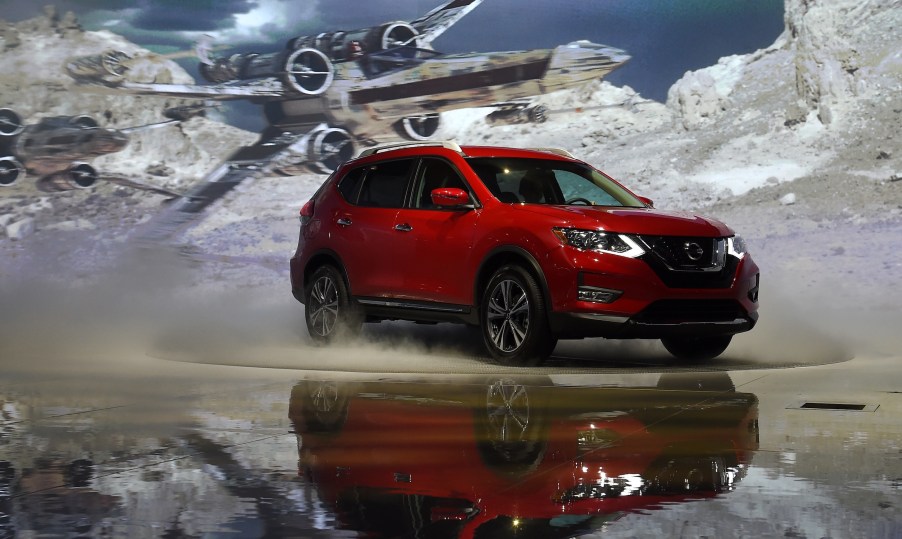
1, 1, 900, 356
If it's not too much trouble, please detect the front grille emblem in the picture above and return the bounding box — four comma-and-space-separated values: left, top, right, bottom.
636, 235, 726, 273
683, 242, 704, 261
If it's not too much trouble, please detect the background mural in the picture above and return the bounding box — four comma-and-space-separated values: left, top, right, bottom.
0, 0, 898, 321
1, 0, 899, 346
5, 1, 785, 116
1, 1, 901, 537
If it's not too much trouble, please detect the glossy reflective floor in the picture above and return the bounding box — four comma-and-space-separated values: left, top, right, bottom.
2, 322, 901, 538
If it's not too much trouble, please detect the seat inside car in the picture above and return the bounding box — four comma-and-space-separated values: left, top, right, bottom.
519, 170, 549, 203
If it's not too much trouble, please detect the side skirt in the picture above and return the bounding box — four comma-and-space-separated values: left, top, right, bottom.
355, 297, 478, 325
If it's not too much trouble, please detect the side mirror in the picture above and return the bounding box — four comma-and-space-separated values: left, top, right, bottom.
431, 187, 471, 208
638, 196, 654, 208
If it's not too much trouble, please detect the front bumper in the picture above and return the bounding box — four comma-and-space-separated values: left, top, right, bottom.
543, 246, 760, 339
550, 309, 757, 339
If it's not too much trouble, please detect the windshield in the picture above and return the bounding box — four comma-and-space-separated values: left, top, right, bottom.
466, 157, 645, 208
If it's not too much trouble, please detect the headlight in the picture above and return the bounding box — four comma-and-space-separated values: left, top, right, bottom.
553, 228, 645, 258
727, 235, 747, 258
577, 428, 620, 453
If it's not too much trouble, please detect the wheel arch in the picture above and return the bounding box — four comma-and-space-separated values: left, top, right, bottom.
474, 246, 552, 317
304, 249, 351, 295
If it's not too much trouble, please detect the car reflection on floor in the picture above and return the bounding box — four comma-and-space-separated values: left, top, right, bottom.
289, 373, 759, 539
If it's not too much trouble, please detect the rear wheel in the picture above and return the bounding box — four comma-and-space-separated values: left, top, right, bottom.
661, 335, 732, 361
291, 380, 352, 433
304, 265, 360, 344
480, 265, 556, 366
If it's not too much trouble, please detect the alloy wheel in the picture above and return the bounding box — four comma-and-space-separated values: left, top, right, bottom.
486, 279, 530, 352
308, 275, 339, 337
310, 381, 340, 414
485, 380, 530, 444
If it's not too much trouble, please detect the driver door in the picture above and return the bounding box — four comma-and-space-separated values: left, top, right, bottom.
390, 158, 480, 306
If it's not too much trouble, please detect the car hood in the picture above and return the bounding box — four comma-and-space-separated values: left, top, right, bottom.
513, 205, 734, 237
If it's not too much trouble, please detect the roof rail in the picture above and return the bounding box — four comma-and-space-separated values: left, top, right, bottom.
529, 147, 576, 159
357, 140, 464, 158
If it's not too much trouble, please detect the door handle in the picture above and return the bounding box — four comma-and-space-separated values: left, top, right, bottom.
337, 217, 352, 227
394, 223, 413, 232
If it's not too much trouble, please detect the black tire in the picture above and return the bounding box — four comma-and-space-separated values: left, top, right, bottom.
474, 378, 548, 475
480, 265, 556, 366
304, 265, 360, 344
661, 335, 732, 361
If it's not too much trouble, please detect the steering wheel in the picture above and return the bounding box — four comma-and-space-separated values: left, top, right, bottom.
566, 197, 593, 205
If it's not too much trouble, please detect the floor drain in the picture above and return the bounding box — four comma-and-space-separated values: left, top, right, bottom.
789, 401, 879, 412
801, 402, 866, 411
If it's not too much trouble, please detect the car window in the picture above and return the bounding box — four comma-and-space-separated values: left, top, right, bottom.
336, 167, 365, 203
469, 162, 525, 203
466, 157, 644, 207
356, 159, 413, 208
412, 158, 469, 209
556, 170, 622, 206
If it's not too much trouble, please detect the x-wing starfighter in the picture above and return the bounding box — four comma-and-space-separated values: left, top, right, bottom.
0, 106, 201, 196
63, 0, 629, 244
66, 0, 629, 173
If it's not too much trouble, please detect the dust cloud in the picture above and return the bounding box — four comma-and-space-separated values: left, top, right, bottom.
1, 242, 876, 383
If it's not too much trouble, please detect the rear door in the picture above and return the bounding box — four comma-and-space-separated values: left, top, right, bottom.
333, 158, 414, 297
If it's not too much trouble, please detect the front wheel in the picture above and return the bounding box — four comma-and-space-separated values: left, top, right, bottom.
661, 335, 732, 361
304, 265, 360, 344
480, 265, 556, 366
475, 378, 548, 475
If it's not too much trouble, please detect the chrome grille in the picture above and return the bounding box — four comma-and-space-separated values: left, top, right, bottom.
636, 236, 726, 272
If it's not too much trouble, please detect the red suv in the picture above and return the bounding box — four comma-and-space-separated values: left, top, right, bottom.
290, 142, 759, 365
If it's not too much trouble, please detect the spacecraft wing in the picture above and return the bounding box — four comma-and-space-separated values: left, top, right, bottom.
100, 175, 185, 198
130, 128, 307, 244
109, 80, 286, 100
411, 0, 484, 47
130, 123, 355, 245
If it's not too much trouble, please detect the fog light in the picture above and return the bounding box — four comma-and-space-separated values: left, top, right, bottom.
578, 286, 622, 304
748, 273, 760, 302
